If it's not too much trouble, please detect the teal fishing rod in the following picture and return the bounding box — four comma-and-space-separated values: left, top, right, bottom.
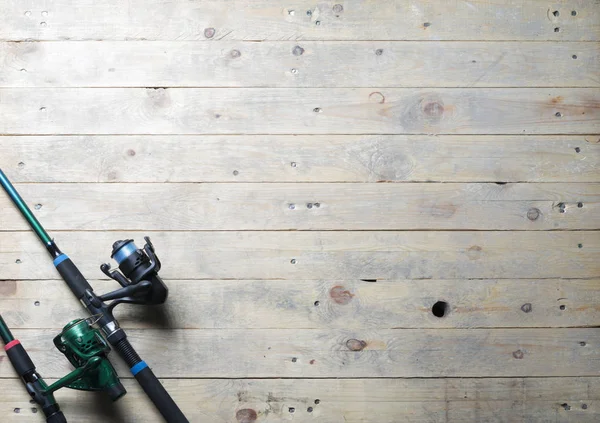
0, 169, 189, 422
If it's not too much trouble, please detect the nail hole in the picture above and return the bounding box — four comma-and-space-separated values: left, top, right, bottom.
580, 341, 586, 346
230, 49, 241, 58
561, 403, 571, 411
521, 303, 533, 313
232, 170, 239, 176
18, 162, 25, 168
575, 147, 581, 153
559, 305, 566, 310
553, 10, 559, 17
375, 49, 384, 56
307, 203, 313, 209
289, 204, 295, 210
360, 279, 377, 283
291, 357, 297, 363
571, 11, 577, 16
40, 22, 47, 26
555, 112, 562, 117
290, 259, 297, 264
31, 408, 38, 413
313, 107, 322, 113
291, 68, 298, 74
423, 22, 431, 27
203, 27, 215, 38
314, 202, 320, 208
315, 20, 321, 26
39, 107, 46, 111
554, 27, 560, 32
577, 202, 583, 208
307, 407, 314, 412
314, 399, 320, 405
288, 10, 295, 15
432, 301, 449, 318
34, 301, 40, 306
14, 408, 20, 413
314, 301, 320, 306
578, 243, 583, 248
572, 54, 577, 59
289, 407, 295, 413
582, 404, 588, 409
306, 10, 312, 16
290, 162, 297, 167
15, 259, 22, 264
558, 202, 566, 213
34, 203, 42, 210
20, 68, 27, 72
292, 45, 305, 56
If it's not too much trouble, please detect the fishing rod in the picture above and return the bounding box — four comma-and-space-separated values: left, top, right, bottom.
1, 313, 126, 422
0, 169, 189, 422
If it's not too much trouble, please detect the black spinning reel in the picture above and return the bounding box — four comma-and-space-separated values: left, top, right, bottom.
99, 237, 168, 310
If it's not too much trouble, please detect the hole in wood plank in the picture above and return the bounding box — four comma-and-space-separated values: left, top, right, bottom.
375, 48, 384, 56
571, 10, 577, 16
314, 399, 320, 404
580, 341, 586, 346
34, 203, 42, 210
18, 162, 25, 168
314, 301, 320, 306
578, 202, 583, 208
289, 407, 295, 413
554, 27, 560, 32
432, 301, 448, 318
34, 301, 40, 306
360, 279, 377, 282
582, 404, 588, 409
572, 54, 578, 59
307, 407, 314, 412
578, 243, 583, 248
559, 305, 566, 310
13, 408, 20, 414
553, 10, 559, 17
15, 259, 22, 264
291, 357, 297, 362
575, 147, 581, 153
561, 403, 571, 411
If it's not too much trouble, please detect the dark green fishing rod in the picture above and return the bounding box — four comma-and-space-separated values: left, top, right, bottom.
0, 169, 188, 422
0, 314, 66, 423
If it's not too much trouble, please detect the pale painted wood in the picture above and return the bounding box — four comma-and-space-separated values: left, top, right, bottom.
0, 377, 597, 422
1, 88, 598, 135
0, 328, 597, 378
2, 41, 598, 88
0, 231, 597, 280
1, 279, 597, 329
2, 135, 598, 183
0, 182, 598, 230
1, 0, 598, 41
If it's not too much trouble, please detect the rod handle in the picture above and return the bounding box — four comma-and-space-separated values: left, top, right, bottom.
54, 255, 93, 299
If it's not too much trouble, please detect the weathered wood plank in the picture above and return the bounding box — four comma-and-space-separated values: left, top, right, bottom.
0, 328, 597, 378
2, 279, 597, 329
1, 183, 597, 230
1, 0, 598, 41
1, 88, 598, 135
0, 231, 597, 280
2, 41, 598, 88
1, 377, 598, 422
2, 135, 598, 183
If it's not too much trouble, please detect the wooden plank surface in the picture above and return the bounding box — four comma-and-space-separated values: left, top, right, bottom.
2, 279, 598, 329
1, 0, 599, 41
1, 377, 597, 422
1, 183, 597, 231
1, 88, 599, 135
2, 41, 598, 88
0, 231, 597, 280
2, 135, 598, 183
0, 328, 597, 378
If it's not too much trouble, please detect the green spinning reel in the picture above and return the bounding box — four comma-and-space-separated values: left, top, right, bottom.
28, 317, 126, 404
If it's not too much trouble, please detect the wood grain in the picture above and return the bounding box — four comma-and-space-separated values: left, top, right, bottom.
1, 279, 597, 329
1, 377, 598, 422
1, 88, 598, 135
1, 183, 598, 230
0, 231, 597, 280
2, 135, 598, 183
1, 0, 599, 41
2, 41, 598, 88
0, 328, 597, 378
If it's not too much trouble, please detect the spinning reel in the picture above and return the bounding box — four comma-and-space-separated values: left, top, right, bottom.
98, 237, 169, 311
27, 316, 126, 405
